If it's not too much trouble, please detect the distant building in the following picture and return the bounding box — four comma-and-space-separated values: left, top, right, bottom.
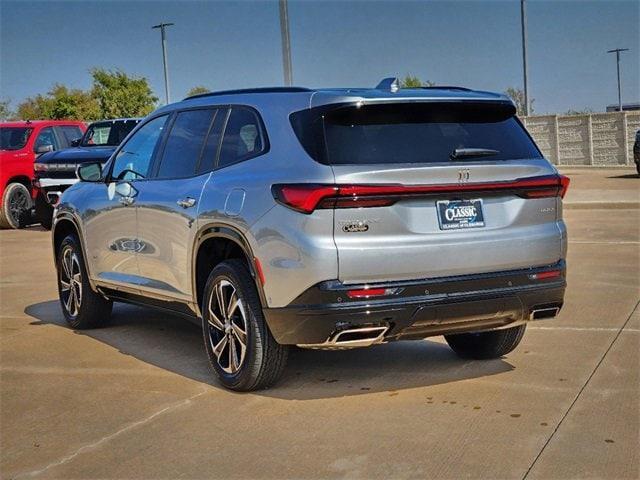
606, 103, 640, 112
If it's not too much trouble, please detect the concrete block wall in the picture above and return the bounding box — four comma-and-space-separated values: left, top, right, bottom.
522, 112, 639, 166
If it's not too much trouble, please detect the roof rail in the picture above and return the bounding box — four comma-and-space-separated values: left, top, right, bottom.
183, 86, 312, 101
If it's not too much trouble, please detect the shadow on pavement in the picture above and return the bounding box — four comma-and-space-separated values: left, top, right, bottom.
607, 173, 639, 179
25, 300, 514, 400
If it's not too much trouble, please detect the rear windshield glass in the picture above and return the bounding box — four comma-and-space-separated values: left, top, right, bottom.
290, 102, 541, 165
0, 127, 33, 151
82, 120, 139, 147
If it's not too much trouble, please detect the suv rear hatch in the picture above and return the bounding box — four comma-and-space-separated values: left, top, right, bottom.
286, 100, 568, 284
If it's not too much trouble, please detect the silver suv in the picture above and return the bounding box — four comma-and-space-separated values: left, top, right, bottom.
52, 79, 569, 391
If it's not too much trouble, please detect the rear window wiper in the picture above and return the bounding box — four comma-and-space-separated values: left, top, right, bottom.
450, 148, 500, 160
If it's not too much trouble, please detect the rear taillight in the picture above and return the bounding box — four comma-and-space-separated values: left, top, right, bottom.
517, 175, 570, 199
272, 175, 570, 214
271, 184, 338, 213
559, 175, 570, 198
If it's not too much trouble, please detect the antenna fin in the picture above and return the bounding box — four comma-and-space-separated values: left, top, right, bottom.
376, 77, 400, 93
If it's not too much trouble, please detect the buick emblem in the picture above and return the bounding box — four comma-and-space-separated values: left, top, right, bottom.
458, 169, 470, 183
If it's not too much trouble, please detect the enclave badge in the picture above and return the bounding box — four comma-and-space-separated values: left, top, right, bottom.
342, 221, 369, 233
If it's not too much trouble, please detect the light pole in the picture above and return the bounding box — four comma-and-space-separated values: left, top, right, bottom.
607, 48, 629, 112
279, 0, 293, 86
152, 22, 174, 104
520, 0, 529, 116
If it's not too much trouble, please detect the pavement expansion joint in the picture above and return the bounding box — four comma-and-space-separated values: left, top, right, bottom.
13, 388, 210, 479
521, 299, 640, 479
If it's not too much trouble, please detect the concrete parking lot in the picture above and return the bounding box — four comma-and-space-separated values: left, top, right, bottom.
1, 168, 638, 479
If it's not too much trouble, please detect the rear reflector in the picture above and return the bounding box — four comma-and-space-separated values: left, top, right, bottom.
529, 270, 562, 281
346, 287, 401, 299
272, 175, 570, 213
254, 257, 266, 285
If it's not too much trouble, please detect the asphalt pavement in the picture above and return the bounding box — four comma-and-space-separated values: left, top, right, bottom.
1, 167, 638, 479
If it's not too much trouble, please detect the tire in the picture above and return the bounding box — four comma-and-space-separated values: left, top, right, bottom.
636, 162, 640, 176
35, 193, 53, 230
445, 324, 527, 360
57, 234, 112, 329
202, 259, 288, 391
0, 182, 32, 229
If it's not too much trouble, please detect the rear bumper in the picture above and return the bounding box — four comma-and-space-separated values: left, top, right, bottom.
32, 177, 76, 205
263, 262, 566, 345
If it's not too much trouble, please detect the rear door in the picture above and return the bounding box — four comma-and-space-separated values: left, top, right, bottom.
56, 125, 85, 148
321, 101, 565, 284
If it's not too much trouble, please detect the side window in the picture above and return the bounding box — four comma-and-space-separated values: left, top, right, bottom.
197, 108, 227, 174
34, 127, 59, 152
59, 126, 83, 146
155, 109, 215, 179
111, 115, 168, 181
88, 125, 112, 145
217, 107, 265, 168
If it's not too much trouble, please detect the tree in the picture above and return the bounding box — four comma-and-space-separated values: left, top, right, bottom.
0, 99, 13, 121
400, 75, 435, 88
16, 85, 100, 121
90, 68, 158, 118
15, 95, 52, 120
504, 87, 534, 117
187, 86, 210, 97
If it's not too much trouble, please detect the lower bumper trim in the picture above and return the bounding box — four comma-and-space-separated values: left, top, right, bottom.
263, 265, 566, 345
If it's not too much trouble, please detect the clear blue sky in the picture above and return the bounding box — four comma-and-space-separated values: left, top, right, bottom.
1, 0, 638, 114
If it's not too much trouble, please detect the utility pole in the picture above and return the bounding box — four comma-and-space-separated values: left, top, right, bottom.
607, 48, 629, 112
520, 0, 529, 116
152, 22, 174, 104
279, 0, 293, 86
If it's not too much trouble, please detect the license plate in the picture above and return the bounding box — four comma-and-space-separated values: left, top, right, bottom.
437, 199, 485, 230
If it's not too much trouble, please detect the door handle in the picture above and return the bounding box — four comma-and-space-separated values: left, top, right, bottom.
119, 196, 136, 206
177, 197, 196, 209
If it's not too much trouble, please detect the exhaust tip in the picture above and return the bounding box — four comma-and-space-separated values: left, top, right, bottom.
332, 326, 388, 345
298, 325, 389, 350
529, 306, 561, 321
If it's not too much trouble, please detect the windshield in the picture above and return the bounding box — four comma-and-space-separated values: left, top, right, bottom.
0, 127, 33, 151
291, 102, 541, 165
82, 121, 138, 147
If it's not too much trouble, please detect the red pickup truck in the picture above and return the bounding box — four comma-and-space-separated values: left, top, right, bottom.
0, 120, 85, 228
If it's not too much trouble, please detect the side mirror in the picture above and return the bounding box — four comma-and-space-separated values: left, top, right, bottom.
70, 138, 81, 147
35, 145, 54, 155
77, 162, 103, 182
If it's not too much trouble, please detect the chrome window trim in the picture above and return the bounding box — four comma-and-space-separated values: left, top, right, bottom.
212, 105, 270, 171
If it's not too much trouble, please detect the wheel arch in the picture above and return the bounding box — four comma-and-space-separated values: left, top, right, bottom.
5, 175, 32, 190
192, 224, 266, 317
52, 213, 97, 291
